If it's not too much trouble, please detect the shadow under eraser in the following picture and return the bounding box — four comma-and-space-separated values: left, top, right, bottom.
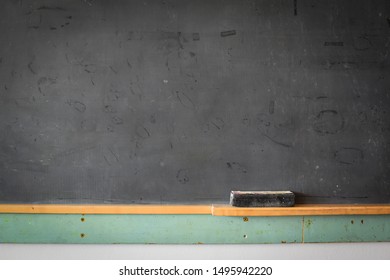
230, 191, 295, 207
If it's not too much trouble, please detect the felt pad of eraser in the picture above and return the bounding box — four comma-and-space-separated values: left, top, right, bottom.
230, 191, 295, 207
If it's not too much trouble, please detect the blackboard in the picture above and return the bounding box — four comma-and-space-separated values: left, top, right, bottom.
0, 0, 389, 204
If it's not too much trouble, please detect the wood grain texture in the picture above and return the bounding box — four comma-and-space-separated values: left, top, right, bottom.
212, 204, 390, 216
0, 204, 212, 214
1, 204, 390, 216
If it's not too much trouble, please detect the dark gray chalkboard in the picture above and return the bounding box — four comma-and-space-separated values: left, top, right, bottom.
0, 0, 389, 204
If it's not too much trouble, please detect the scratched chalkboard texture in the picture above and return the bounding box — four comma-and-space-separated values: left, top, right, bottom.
0, 0, 389, 204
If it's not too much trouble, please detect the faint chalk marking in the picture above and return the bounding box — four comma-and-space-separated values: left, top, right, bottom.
111, 116, 124, 125
313, 110, 345, 135
136, 125, 151, 139
108, 147, 119, 162
126, 59, 132, 69
27, 57, 36, 74
192, 33, 200, 41
241, 117, 251, 127
262, 133, 292, 148
176, 169, 189, 184
37, 76, 57, 94
334, 148, 364, 165
83, 0, 94, 6
210, 118, 225, 130
294, 0, 297, 16
67, 99, 86, 113
37, 6, 66, 11
353, 35, 372, 51
84, 64, 96, 73
109, 65, 118, 74
103, 155, 111, 166
176, 91, 195, 109
221, 30, 236, 37
226, 162, 247, 173
51, 145, 95, 162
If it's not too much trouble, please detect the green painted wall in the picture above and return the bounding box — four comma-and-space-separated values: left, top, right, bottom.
1, 214, 390, 244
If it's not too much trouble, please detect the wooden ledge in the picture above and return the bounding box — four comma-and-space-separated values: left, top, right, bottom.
0, 204, 212, 214
211, 204, 390, 216
1, 204, 390, 216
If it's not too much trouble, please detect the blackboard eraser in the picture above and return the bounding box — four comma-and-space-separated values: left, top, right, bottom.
230, 191, 295, 207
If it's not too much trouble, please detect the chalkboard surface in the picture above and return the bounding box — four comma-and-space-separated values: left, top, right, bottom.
0, 0, 389, 204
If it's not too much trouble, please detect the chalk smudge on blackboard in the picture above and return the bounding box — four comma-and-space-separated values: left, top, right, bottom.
210, 118, 225, 130
51, 145, 95, 161
27, 57, 36, 74
294, 0, 297, 16
108, 147, 120, 162
313, 110, 345, 135
111, 116, 123, 125
176, 169, 189, 184
263, 133, 292, 148
221, 30, 236, 37
192, 32, 200, 41
353, 36, 372, 51
136, 125, 151, 139
334, 147, 364, 165
67, 99, 86, 113
176, 91, 195, 109
37, 6, 66, 11
104, 104, 116, 113
103, 155, 111, 166
126, 59, 132, 69
37, 76, 57, 94
226, 162, 248, 173
109, 65, 118, 74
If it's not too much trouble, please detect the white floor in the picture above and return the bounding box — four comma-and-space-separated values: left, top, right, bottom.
1, 243, 390, 259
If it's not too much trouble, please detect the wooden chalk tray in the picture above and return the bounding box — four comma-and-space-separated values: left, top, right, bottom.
1, 204, 390, 216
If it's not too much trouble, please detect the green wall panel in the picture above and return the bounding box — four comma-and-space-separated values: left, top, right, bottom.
1, 214, 390, 244
0, 214, 302, 244
303, 215, 390, 243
